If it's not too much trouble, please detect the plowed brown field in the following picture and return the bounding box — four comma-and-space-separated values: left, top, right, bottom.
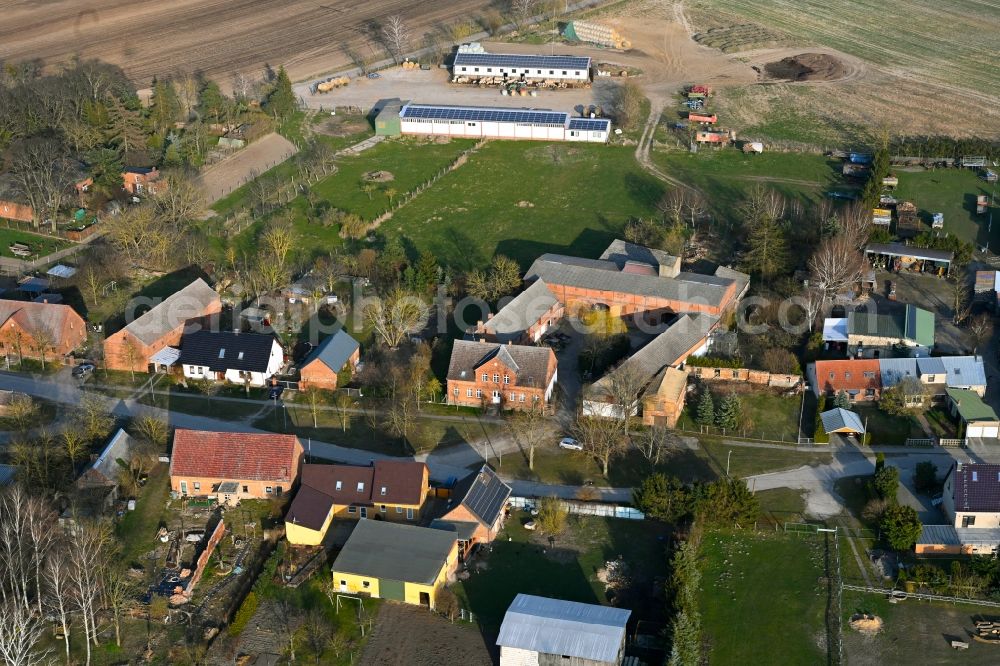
0, 0, 492, 86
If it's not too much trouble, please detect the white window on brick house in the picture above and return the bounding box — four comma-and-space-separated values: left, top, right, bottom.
509, 393, 515, 401
453, 388, 459, 395
265, 486, 273, 493
476, 389, 483, 398
482, 373, 488, 382
406, 508, 414, 520
348, 506, 356, 514
193, 482, 200, 491
493, 373, 500, 383
519, 394, 525, 402
503, 375, 510, 384
396, 506, 403, 513
466, 388, 473, 397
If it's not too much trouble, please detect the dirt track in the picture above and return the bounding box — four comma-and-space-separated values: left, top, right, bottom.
197, 132, 297, 204
0, 0, 493, 86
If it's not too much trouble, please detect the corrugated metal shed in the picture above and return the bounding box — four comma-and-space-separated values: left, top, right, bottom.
820, 408, 865, 434
917, 525, 960, 546
496, 594, 631, 663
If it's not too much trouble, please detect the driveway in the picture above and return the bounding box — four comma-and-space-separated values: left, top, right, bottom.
552, 318, 585, 426
747, 444, 971, 518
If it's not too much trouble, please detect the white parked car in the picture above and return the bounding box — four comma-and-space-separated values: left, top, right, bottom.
559, 437, 583, 451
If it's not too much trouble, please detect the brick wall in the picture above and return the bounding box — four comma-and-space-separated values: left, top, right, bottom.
688, 365, 802, 389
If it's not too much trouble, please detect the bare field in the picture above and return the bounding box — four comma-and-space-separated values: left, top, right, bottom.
686, 0, 1000, 140
358, 602, 494, 666
0, 0, 492, 86
198, 132, 297, 204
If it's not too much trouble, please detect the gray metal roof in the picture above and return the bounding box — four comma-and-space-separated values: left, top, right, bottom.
331, 520, 456, 585
428, 519, 479, 542
0, 464, 16, 486
866, 243, 954, 263
917, 525, 960, 546
496, 594, 630, 663
302, 328, 360, 374
591, 313, 715, 397
939, 356, 987, 388
879, 356, 986, 389
79, 428, 133, 486
525, 254, 735, 307
820, 408, 865, 434
121, 278, 220, 346
483, 280, 560, 342
452, 465, 512, 528
453, 52, 592, 71
599, 239, 679, 272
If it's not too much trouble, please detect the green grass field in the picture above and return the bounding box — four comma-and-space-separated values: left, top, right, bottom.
700, 530, 829, 665
893, 168, 998, 249
384, 141, 663, 270
675, 390, 807, 442
0, 226, 72, 259
655, 149, 842, 220
455, 515, 669, 632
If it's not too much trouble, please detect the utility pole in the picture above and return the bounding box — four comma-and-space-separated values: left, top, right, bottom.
727, 449, 733, 477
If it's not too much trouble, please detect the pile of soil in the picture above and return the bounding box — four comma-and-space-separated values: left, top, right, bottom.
764, 53, 847, 81
363, 170, 394, 182
850, 613, 884, 636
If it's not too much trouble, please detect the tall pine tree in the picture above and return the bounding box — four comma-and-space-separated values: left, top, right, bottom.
266, 66, 296, 120
715, 394, 742, 431
695, 390, 715, 426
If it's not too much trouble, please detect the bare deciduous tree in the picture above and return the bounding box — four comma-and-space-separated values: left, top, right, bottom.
808, 234, 865, 303
0, 598, 50, 666
510, 0, 538, 29
334, 392, 354, 432
43, 541, 74, 665
506, 401, 548, 470
364, 289, 429, 348
150, 171, 206, 226
573, 415, 627, 477
967, 312, 993, 353
635, 426, 669, 467
68, 519, 112, 665
952, 281, 972, 325
381, 15, 410, 64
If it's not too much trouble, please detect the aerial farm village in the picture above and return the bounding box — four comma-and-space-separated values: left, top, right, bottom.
0, 0, 999, 664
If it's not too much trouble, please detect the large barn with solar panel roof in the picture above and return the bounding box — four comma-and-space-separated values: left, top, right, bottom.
376, 102, 611, 143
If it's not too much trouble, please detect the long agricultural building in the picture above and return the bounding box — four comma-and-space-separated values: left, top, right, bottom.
452, 52, 592, 82
389, 104, 611, 142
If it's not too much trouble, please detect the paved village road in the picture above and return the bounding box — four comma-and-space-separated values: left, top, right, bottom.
0, 372, 639, 500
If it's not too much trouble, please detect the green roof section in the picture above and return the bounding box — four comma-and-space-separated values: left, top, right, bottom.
847, 304, 934, 347
331, 520, 455, 585
946, 388, 999, 422
905, 305, 935, 347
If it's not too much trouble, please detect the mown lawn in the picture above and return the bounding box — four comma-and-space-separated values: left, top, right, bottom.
700, 530, 829, 665
116, 463, 172, 566
653, 149, 843, 226
501, 436, 827, 487
852, 404, 923, 446
455, 515, 670, 632
384, 141, 664, 270
0, 226, 71, 259
255, 404, 503, 457
892, 167, 997, 249
676, 389, 806, 442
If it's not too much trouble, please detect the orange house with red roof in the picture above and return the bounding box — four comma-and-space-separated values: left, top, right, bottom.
169, 429, 303, 504
811, 359, 882, 402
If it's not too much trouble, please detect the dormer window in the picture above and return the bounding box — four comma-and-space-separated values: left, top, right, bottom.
335, 481, 342, 491
238, 351, 244, 360
381, 487, 387, 495
357, 482, 365, 492
218, 349, 226, 358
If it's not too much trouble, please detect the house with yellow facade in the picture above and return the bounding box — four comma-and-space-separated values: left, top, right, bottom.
330, 520, 458, 608
285, 460, 429, 546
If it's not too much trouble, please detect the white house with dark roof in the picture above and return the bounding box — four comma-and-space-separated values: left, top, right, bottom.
497, 594, 631, 666
178, 331, 283, 387
942, 463, 1000, 529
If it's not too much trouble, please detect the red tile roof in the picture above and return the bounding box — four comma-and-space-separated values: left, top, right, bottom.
372, 460, 427, 506
169, 429, 301, 482
814, 359, 881, 395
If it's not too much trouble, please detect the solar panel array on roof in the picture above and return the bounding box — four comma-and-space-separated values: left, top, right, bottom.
454, 52, 591, 70
401, 105, 568, 125
568, 118, 611, 131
